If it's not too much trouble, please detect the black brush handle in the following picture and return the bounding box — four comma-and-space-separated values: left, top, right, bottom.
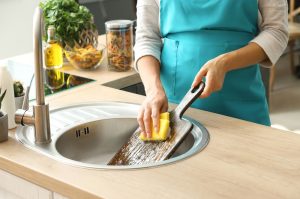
174, 82, 205, 119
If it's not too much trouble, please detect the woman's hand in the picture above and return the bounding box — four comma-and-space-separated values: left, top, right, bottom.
137, 86, 168, 138
136, 55, 168, 138
192, 42, 269, 98
192, 54, 229, 98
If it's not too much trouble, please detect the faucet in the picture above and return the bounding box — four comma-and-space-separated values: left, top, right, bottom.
15, 8, 51, 144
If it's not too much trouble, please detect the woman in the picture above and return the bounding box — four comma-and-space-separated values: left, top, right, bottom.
134, 0, 288, 138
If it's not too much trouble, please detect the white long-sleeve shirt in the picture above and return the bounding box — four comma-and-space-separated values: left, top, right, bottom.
134, 0, 289, 68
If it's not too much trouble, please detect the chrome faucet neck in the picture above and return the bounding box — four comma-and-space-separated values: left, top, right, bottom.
33, 7, 45, 105
15, 7, 51, 144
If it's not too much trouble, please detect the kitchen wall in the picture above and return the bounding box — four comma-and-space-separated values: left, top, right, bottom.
80, 0, 136, 34
0, 0, 42, 59
0, 0, 136, 60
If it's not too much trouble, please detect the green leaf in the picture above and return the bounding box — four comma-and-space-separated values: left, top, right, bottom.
40, 0, 95, 47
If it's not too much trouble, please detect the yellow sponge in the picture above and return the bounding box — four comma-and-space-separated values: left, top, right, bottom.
160, 112, 170, 120
139, 112, 170, 141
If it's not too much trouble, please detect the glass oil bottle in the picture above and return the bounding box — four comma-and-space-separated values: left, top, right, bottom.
44, 26, 64, 90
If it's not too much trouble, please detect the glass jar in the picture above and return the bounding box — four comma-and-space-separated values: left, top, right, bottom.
105, 20, 133, 72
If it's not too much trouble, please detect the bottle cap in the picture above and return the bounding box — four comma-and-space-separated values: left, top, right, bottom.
47, 25, 55, 37
48, 25, 55, 30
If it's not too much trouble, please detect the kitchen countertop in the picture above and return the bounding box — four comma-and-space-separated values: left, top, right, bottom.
2, 36, 141, 90
1, 37, 300, 199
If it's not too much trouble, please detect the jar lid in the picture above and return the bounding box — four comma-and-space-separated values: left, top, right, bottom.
105, 20, 133, 29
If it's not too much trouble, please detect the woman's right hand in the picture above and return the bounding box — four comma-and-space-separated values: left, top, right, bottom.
137, 86, 168, 138
135, 55, 167, 138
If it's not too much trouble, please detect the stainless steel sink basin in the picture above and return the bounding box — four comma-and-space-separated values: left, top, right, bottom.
55, 118, 138, 165
16, 102, 209, 169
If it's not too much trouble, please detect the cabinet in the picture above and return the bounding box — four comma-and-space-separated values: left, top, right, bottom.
53, 193, 68, 199
0, 170, 68, 199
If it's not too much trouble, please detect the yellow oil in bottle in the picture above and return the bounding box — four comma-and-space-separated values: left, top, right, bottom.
45, 69, 65, 90
44, 42, 63, 68
44, 26, 64, 90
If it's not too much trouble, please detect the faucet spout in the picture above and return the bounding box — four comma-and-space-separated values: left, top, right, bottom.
33, 7, 45, 105
15, 7, 51, 144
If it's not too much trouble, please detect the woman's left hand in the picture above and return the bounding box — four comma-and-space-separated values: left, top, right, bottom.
192, 54, 229, 98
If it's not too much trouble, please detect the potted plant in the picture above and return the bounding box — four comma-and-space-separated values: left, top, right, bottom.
0, 88, 8, 142
40, 0, 98, 48
13, 81, 25, 109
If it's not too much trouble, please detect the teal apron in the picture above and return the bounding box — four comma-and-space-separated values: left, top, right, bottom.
160, 0, 271, 126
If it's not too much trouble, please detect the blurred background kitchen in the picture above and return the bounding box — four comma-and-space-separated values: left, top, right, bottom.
0, 0, 299, 133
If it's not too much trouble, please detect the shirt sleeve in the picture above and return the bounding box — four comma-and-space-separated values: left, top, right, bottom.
251, 0, 289, 67
134, 0, 162, 71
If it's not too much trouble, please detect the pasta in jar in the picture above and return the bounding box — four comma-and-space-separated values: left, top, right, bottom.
105, 20, 133, 72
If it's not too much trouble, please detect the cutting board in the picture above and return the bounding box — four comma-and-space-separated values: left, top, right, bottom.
108, 82, 205, 165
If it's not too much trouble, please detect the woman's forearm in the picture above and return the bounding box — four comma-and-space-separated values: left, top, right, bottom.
221, 42, 268, 72
136, 55, 163, 93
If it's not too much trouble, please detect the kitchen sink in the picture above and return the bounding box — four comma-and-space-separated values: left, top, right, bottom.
16, 102, 209, 169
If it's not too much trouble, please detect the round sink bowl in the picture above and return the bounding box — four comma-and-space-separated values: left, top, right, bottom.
16, 102, 209, 169
55, 117, 208, 169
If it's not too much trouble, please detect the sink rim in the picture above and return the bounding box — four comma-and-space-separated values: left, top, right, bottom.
15, 102, 210, 170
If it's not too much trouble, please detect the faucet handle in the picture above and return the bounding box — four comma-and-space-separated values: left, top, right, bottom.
22, 74, 34, 110
22, 86, 30, 110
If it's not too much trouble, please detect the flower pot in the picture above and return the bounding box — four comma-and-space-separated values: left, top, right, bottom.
0, 111, 8, 142
15, 95, 25, 110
